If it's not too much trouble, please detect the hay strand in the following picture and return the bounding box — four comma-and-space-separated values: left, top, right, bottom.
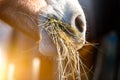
40, 16, 88, 80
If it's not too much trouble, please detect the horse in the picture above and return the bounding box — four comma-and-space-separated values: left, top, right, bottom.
0, 0, 93, 80
0, 0, 86, 55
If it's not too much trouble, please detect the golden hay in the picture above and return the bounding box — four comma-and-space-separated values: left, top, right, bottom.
41, 16, 88, 80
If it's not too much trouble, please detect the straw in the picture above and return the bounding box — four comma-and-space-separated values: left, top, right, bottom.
40, 15, 88, 80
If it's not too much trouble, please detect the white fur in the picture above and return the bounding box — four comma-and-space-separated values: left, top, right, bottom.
39, 0, 86, 56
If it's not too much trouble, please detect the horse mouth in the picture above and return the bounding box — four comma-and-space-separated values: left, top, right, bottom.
39, 16, 85, 56
39, 15, 85, 52
56, 19, 85, 50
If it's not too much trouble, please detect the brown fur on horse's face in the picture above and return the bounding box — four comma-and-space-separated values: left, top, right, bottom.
0, 0, 47, 40
0, 0, 86, 56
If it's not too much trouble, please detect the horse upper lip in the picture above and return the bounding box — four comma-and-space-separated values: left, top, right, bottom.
39, 15, 85, 49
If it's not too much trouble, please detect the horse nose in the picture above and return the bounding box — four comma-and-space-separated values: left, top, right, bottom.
75, 15, 85, 33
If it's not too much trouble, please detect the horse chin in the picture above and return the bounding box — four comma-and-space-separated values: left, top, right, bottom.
39, 29, 57, 56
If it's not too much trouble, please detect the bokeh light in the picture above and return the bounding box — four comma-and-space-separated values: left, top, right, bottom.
7, 63, 15, 80
32, 58, 40, 80
0, 47, 7, 80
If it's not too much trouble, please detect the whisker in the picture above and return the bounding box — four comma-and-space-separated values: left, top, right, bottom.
84, 41, 99, 47
38, 13, 49, 19
54, 8, 66, 22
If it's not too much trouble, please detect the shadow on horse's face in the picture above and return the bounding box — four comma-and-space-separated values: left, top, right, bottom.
0, 0, 86, 56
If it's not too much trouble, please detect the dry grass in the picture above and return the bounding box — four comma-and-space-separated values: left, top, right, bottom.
40, 15, 88, 80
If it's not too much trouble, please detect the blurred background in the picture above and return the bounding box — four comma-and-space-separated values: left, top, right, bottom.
79, 0, 119, 80
0, 0, 119, 80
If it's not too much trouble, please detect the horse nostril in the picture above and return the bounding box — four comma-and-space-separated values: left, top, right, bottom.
75, 15, 84, 32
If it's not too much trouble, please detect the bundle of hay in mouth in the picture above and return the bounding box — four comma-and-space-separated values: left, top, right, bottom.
40, 15, 88, 80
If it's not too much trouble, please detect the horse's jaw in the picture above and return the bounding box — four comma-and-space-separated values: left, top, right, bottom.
39, 29, 57, 56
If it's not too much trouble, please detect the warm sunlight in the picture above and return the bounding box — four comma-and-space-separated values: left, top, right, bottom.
7, 63, 15, 80
32, 58, 40, 80
0, 47, 7, 80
